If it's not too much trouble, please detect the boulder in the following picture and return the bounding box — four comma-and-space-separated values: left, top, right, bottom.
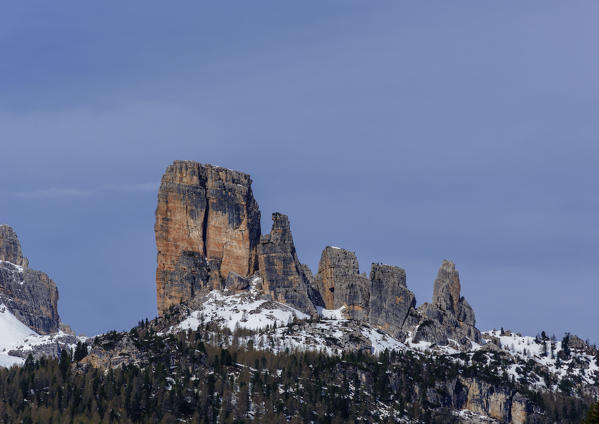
225, 272, 250, 291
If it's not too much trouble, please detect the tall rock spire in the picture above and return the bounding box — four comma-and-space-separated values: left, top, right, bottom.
413, 260, 481, 348
432, 259, 462, 314
257, 213, 322, 316
155, 161, 261, 315
368, 264, 418, 339
314, 246, 370, 321
0, 225, 28, 268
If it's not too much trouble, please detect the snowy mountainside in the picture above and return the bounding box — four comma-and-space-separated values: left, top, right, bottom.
168, 280, 407, 355
0, 303, 80, 367
166, 282, 599, 399
481, 330, 599, 393
0, 303, 36, 367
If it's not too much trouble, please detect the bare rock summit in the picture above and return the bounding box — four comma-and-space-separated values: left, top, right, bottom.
0, 225, 60, 334
153, 161, 482, 350
155, 161, 261, 315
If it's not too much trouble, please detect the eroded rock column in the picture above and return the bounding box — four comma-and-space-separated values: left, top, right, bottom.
314, 246, 370, 321
257, 213, 321, 315
155, 161, 261, 315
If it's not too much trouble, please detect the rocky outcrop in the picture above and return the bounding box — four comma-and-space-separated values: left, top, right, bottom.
461, 378, 532, 424
0, 225, 60, 334
257, 213, 321, 315
82, 333, 145, 369
413, 260, 481, 348
224, 272, 250, 291
368, 264, 418, 339
314, 247, 370, 321
7, 332, 80, 361
155, 161, 261, 315
153, 162, 484, 349
0, 225, 28, 268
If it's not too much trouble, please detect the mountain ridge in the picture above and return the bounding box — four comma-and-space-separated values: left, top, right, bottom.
155, 160, 482, 351
0, 161, 596, 423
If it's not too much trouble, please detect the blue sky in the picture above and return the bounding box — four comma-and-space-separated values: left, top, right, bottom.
1, 2, 598, 341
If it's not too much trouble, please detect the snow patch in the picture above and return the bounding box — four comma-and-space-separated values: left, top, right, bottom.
0, 261, 24, 273
318, 306, 346, 320
175, 290, 308, 333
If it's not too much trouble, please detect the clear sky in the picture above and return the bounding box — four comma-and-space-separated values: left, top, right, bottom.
1, 2, 598, 342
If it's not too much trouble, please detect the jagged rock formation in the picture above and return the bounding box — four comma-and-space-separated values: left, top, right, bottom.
0, 225, 28, 268
314, 247, 370, 321
257, 213, 322, 315
413, 260, 482, 348
154, 162, 483, 349
0, 225, 60, 334
368, 264, 419, 339
155, 161, 261, 315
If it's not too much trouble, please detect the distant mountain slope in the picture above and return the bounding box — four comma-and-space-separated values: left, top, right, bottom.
0, 225, 59, 334
0, 225, 79, 364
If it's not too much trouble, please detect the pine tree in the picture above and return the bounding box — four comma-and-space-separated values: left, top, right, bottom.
59, 348, 71, 378
74, 342, 88, 362
561, 333, 571, 358
583, 403, 599, 424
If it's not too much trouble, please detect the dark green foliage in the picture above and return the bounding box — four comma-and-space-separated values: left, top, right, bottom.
0, 323, 591, 423
562, 333, 571, 358
74, 341, 88, 362
584, 402, 599, 424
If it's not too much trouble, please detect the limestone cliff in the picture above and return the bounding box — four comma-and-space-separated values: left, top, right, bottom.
368, 264, 418, 339
412, 260, 482, 348
314, 247, 370, 321
0, 225, 60, 334
257, 213, 322, 315
155, 161, 261, 315
153, 162, 483, 349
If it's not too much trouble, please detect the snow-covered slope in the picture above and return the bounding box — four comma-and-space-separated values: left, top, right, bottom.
0, 303, 81, 368
166, 284, 599, 398
483, 330, 599, 390
169, 285, 417, 355
177, 288, 308, 333
0, 304, 37, 366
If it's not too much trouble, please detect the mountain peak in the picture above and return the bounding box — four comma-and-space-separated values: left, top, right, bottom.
0, 225, 28, 268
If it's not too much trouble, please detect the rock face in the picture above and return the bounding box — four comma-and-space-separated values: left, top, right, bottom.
153, 162, 483, 350
257, 213, 322, 315
314, 247, 370, 321
155, 161, 261, 315
0, 225, 60, 334
413, 260, 481, 348
461, 378, 532, 424
0, 225, 28, 268
368, 264, 418, 339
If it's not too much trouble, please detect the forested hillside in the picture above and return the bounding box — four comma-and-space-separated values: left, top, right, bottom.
0, 321, 593, 424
